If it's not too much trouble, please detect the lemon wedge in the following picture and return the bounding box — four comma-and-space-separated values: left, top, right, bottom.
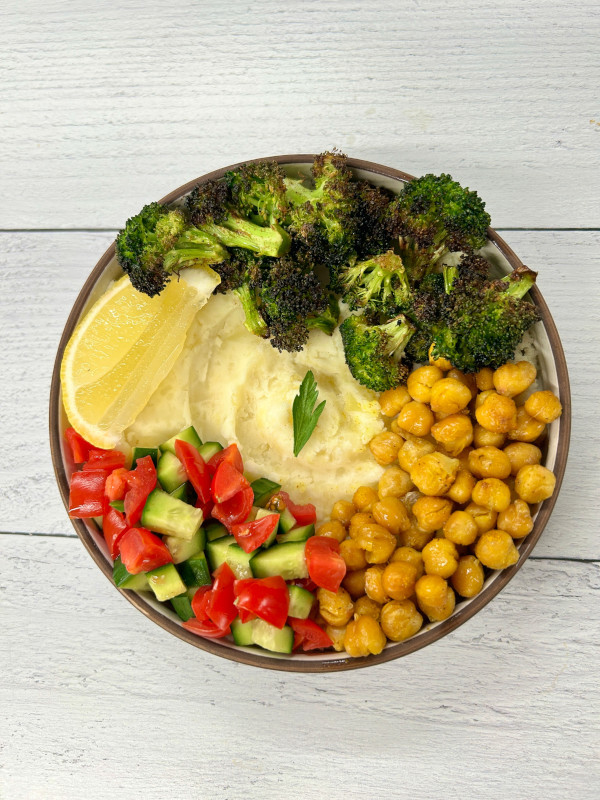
61, 269, 220, 448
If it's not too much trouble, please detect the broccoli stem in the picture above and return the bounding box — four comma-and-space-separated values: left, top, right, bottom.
233, 284, 268, 337
443, 264, 458, 293
202, 213, 291, 257
284, 178, 324, 207
501, 267, 537, 299
380, 316, 415, 356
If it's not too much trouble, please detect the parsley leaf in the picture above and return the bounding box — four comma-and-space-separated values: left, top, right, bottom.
292, 370, 326, 457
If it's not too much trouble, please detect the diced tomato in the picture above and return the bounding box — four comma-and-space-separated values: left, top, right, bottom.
195, 497, 214, 521
304, 536, 346, 593
102, 506, 129, 560
207, 562, 237, 629
83, 449, 127, 472
191, 585, 212, 621
118, 527, 172, 574
211, 461, 250, 504
105, 467, 129, 502
68, 469, 109, 518
289, 617, 333, 651
123, 455, 156, 527
183, 618, 231, 639
230, 513, 279, 554
207, 443, 243, 475
234, 576, 289, 629
64, 427, 97, 464
236, 607, 257, 624
212, 485, 254, 529
270, 490, 317, 526
174, 439, 212, 506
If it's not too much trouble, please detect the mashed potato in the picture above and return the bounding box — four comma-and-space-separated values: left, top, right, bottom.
123, 292, 385, 520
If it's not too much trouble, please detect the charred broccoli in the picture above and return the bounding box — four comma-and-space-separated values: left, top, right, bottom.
340, 250, 411, 316
225, 161, 289, 227
340, 314, 414, 391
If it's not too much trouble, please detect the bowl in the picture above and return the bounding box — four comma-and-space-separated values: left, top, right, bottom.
49, 155, 571, 672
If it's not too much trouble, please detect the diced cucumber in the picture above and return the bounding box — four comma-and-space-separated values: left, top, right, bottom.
147, 563, 187, 602
197, 441, 223, 462
109, 500, 125, 512
170, 482, 196, 504
164, 529, 205, 564
157, 450, 187, 493
113, 556, 150, 591
132, 446, 158, 466
251, 619, 294, 654
141, 489, 203, 540
251, 477, 282, 507
277, 523, 315, 544
206, 535, 253, 579
279, 506, 297, 534
250, 541, 308, 580
160, 426, 203, 455
171, 593, 194, 622
231, 618, 255, 646
178, 552, 211, 587
204, 521, 228, 542
288, 584, 315, 619
254, 508, 280, 548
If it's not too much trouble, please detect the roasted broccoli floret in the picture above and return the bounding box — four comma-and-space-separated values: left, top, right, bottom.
340, 250, 411, 316
225, 161, 289, 227
340, 314, 414, 392
306, 294, 340, 336
115, 202, 229, 297
211, 248, 269, 337
354, 180, 396, 258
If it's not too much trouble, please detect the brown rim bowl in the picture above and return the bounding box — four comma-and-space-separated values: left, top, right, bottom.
49, 155, 571, 672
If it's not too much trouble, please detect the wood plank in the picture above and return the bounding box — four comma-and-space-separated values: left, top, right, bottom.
1, 534, 598, 799
1, 1, 599, 228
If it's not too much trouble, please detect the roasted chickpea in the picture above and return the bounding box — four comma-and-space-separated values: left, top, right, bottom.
342, 568, 367, 599
443, 510, 478, 546
395, 401, 435, 437
407, 365, 444, 404
364, 565, 389, 604
339, 538, 368, 571
382, 561, 419, 601
331, 500, 356, 527
412, 496, 453, 533
344, 615, 387, 657
325, 625, 347, 652
373, 497, 412, 535
446, 368, 477, 399
524, 390, 563, 424
317, 587, 354, 627
422, 538, 459, 578
473, 423, 506, 449
504, 442, 542, 476
398, 437, 436, 472
507, 407, 546, 443
468, 446, 512, 479
515, 465, 556, 504
349, 511, 375, 536
379, 385, 412, 417
475, 392, 518, 433
451, 556, 485, 598
352, 486, 380, 512
465, 502, 498, 534
352, 523, 397, 564
380, 600, 423, 641
493, 361, 537, 398
475, 367, 495, 392
430, 377, 472, 415
398, 524, 435, 551
390, 546, 424, 578
431, 414, 474, 456
428, 344, 452, 371
316, 520, 347, 543
472, 478, 511, 512
378, 465, 414, 499
497, 499, 534, 538
475, 530, 519, 570
369, 430, 404, 466
416, 576, 455, 622
446, 469, 476, 504
410, 451, 460, 496
353, 595, 382, 620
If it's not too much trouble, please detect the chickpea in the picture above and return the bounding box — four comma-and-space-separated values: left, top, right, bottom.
407, 365, 444, 404
398, 437, 436, 472
316, 520, 347, 543
378, 465, 414, 499
468, 446, 512, 480
446, 469, 476, 504
325, 625, 347, 652
380, 600, 423, 642
397, 524, 434, 551
410, 452, 460, 496
428, 343, 453, 371
344, 615, 387, 657
379, 385, 412, 417
412, 496, 453, 533
475, 392, 518, 433
331, 500, 356, 527
390, 546, 424, 579
317, 587, 354, 627
515, 465, 556, 504
475, 530, 520, 570
431, 414, 474, 457
355, 523, 398, 564
382, 561, 419, 601
422, 538, 459, 578
416, 576, 455, 622
524, 390, 563, 424
465, 502, 498, 534
342, 568, 367, 599
349, 511, 375, 537
446, 368, 477, 400
451, 556, 485, 598
504, 442, 542, 476
472, 478, 511, 512
430, 377, 473, 415
353, 595, 382, 620
498, 499, 534, 539
493, 361, 537, 398
475, 367, 495, 392
373, 497, 412, 535
395, 401, 435, 437
369, 430, 404, 466
339, 538, 368, 571
507, 407, 546, 443
473, 423, 506, 449
352, 486, 379, 512
364, 565, 389, 604
443, 510, 479, 546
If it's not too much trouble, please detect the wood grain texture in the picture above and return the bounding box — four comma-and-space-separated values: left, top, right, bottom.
1, 534, 598, 800
1, 0, 599, 228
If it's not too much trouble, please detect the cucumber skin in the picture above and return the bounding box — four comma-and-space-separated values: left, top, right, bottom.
287, 585, 314, 619
251, 619, 294, 654
171, 594, 194, 622
159, 426, 203, 455
231, 618, 255, 646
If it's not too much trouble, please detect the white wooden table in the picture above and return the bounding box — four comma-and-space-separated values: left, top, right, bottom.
1, 2, 599, 798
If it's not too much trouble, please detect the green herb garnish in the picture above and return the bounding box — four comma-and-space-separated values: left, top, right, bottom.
292, 371, 326, 457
